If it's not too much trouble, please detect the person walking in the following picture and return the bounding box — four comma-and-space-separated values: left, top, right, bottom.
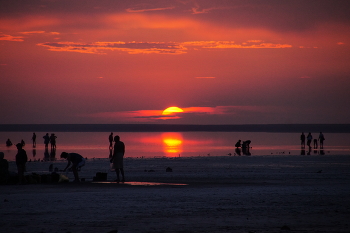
110, 135, 125, 182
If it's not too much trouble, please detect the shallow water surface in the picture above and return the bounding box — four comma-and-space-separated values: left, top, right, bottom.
1, 131, 350, 161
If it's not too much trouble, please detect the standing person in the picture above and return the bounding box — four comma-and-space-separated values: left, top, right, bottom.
50, 133, 57, 150
16, 143, 28, 184
300, 132, 305, 148
61, 152, 85, 183
109, 132, 114, 148
0, 152, 9, 184
32, 133, 36, 147
319, 132, 325, 149
110, 135, 125, 182
43, 133, 50, 148
306, 132, 313, 148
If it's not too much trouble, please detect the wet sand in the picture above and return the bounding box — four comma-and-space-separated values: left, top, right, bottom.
1, 155, 350, 233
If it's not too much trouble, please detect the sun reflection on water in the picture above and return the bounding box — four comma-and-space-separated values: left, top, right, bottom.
162, 132, 183, 156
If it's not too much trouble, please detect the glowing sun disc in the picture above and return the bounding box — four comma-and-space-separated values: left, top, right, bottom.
162, 106, 184, 115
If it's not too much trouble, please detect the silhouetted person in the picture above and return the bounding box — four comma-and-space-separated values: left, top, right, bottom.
32, 133, 36, 147
109, 132, 114, 148
235, 140, 241, 148
61, 152, 85, 183
16, 143, 27, 184
6, 139, 12, 147
306, 132, 312, 148
300, 132, 305, 148
110, 135, 125, 182
43, 133, 50, 148
20, 139, 25, 147
318, 132, 325, 149
50, 133, 57, 150
313, 139, 318, 149
0, 152, 9, 184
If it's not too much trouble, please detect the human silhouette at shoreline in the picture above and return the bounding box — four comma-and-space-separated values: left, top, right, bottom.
16, 143, 27, 184
306, 132, 313, 148
110, 135, 125, 182
43, 133, 50, 148
50, 133, 57, 150
300, 132, 305, 148
6, 139, 12, 147
235, 140, 241, 148
318, 132, 325, 149
109, 132, 114, 148
32, 133, 36, 147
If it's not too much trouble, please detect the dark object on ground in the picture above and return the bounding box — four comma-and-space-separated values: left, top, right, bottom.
93, 172, 107, 181
166, 167, 173, 172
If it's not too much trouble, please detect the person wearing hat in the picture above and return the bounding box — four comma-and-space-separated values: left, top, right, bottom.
60, 152, 85, 182
16, 143, 28, 184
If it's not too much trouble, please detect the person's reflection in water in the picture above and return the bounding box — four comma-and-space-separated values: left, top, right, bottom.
235, 148, 241, 156
307, 146, 311, 155
32, 148, 36, 158
301, 149, 306, 155
50, 148, 56, 161
320, 149, 325, 155
44, 147, 49, 161
109, 148, 113, 159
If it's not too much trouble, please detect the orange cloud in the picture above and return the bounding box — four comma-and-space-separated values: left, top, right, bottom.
20, 31, 45, 34
37, 40, 292, 54
0, 34, 24, 42
126, 6, 175, 13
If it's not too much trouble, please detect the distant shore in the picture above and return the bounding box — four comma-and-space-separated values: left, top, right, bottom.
1, 124, 350, 133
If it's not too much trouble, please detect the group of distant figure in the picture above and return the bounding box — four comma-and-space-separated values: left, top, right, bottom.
234, 139, 252, 156
6, 132, 57, 150
300, 132, 325, 149
1, 132, 126, 184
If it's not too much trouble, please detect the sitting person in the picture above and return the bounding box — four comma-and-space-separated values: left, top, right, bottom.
235, 140, 241, 148
6, 139, 12, 147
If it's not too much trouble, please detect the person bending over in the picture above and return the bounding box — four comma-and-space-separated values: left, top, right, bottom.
61, 152, 85, 183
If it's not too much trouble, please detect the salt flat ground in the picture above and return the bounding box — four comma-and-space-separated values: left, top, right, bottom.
1, 155, 350, 233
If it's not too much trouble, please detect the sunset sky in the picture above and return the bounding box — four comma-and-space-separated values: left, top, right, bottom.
1, 0, 350, 124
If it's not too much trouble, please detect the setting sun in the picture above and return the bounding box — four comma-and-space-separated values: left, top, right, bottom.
162, 106, 184, 115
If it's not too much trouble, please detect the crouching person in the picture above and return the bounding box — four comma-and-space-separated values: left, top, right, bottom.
60, 152, 85, 183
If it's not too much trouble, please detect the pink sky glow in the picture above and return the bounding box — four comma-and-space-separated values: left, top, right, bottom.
1, 0, 350, 124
